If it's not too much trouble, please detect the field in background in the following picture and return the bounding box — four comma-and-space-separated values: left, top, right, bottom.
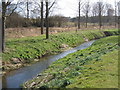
5, 25, 117, 39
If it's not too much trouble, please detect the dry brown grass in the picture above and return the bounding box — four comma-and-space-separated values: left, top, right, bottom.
5, 25, 117, 39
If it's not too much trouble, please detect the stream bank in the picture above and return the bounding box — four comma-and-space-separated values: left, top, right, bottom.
2, 29, 119, 73
3, 40, 95, 88
23, 36, 119, 88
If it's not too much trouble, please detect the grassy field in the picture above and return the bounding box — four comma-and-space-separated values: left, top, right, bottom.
3, 29, 119, 71
23, 36, 119, 88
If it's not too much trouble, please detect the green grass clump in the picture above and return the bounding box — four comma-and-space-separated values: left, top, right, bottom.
23, 35, 119, 88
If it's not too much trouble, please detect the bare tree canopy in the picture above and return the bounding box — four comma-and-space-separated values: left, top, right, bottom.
1, 0, 20, 52
82, 1, 91, 28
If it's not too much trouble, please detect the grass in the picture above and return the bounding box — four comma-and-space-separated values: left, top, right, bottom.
23, 35, 119, 88
3, 29, 119, 70
67, 50, 118, 88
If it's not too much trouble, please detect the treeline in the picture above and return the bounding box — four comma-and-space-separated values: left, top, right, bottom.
6, 12, 118, 28
6, 12, 72, 28
71, 16, 119, 26
3, 0, 120, 29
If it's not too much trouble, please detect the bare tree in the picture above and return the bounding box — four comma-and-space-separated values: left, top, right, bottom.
45, 0, 57, 39
0, 2, 2, 53
29, 0, 43, 34
45, 0, 49, 39
91, 1, 105, 29
30, 0, 57, 36
94, 1, 105, 29
118, 1, 120, 29
115, 1, 117, 27
27, 0, 29, 19
2, 0, 19, 52
41, 0, 44, 34
77, 0, 84, 30
78, 0, 81, 30
82, 1, 90, 28
105, 3, 114, 25
117, 1, 120, 16
98, 2, 104, 29
91, 3, 98, 26
92, 3, 98, 17
18, 0, 34, 18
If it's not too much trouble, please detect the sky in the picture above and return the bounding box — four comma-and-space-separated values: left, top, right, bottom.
55, 0, 119, 17
0, 0, 119, 17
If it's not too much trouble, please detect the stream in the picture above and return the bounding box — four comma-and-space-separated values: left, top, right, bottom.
2, 40, 95, 88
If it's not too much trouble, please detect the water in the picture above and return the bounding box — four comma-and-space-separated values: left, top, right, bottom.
2, 40, 95, 88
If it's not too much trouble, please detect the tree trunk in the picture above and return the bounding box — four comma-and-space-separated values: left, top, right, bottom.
0, 17, 2, 53
99, 5, 102, 29
41, 1, 44, 34
115, 3, 117, 27
85, 13, 88, 28
1, 2, 6, 53
118, 16, 120, 30
99, 14, 102, 29
27, 1, 29, 19
2, 16, 5, 53
46, 1, 49, 39
78, 2, 80, 30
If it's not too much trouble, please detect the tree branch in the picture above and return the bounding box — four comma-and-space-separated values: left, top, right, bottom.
48, 0, 56, 10
5, 2, 19, 17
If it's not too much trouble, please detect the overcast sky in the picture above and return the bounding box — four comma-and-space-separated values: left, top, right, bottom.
0, 0, 119, 17
55, 0, 119, 17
